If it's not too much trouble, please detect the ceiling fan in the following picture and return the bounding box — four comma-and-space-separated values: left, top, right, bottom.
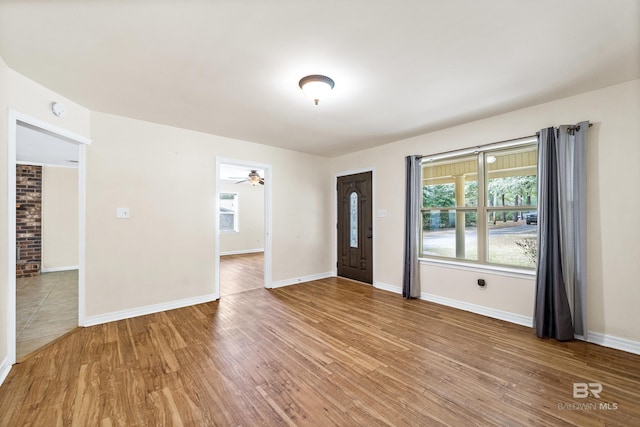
233, 170, 264, 186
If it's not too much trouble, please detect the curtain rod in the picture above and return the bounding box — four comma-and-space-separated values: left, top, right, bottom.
422, 135, 537, 163
535, 123, 593, 136
422, 122, 592, 163
573, 123, 593, 131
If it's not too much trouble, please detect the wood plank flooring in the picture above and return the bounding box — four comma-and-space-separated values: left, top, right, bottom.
220, 253, 264, 296
1, 277, 639, 426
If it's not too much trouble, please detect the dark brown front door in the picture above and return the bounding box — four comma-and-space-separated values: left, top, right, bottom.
337, 171, 373, 284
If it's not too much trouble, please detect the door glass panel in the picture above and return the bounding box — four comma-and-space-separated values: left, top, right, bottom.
350, 192, 358, 248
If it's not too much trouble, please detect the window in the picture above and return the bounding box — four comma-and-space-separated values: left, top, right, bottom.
420, 143, 538, 269
219, 192, 238, 232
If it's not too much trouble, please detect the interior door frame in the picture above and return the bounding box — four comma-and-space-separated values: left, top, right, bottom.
214, 157, 272, 298
6, 109, 91, 365
334, 167, 375, 284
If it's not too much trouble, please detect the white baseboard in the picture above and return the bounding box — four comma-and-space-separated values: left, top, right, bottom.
270, 272, 334, 289
81, 293, 217, 327
587, 332, 640, 355
41, 265, 79, 273
220, 249, 264, 256
374, 281, 402, 294
374, 281, 533, 327
0, 356, 11, 388
421, 292, 534, 328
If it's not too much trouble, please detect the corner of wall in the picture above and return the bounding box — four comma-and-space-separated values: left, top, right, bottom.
0, 356, 11, 387
0, 55, 11, 382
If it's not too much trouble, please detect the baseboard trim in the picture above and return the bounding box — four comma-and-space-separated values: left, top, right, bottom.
421, 292, 534, 327
81, 293, 217, 327
373, 281, 402, 294
220, 249, 264, 256
270, 272, 334, 289
41, 265, 79, 273
0, 356, 11, 387
373, 281, 533, 327
587, 332, 640, 355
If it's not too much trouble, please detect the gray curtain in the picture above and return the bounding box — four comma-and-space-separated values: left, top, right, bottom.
403, 155, 422, 298
534, 122, 589, 341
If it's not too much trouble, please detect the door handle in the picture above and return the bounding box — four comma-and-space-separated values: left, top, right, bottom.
367, 227, 372, 239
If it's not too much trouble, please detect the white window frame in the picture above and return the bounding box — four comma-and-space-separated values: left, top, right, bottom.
219, 192, 239, 233
420, 137, 538, 271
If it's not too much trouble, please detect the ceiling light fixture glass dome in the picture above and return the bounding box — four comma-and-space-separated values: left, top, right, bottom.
299, 75, 335, 105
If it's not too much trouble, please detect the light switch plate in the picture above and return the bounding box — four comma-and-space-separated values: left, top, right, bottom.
377, 209, 388, 218
116, 207, 130, 219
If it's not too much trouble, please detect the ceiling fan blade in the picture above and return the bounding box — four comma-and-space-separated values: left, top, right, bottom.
228, 170, 265, 185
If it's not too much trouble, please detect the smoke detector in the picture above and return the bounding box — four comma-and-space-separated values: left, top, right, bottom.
50, 102, 67, 117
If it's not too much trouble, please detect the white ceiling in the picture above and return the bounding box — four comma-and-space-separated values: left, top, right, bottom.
1, 1, 638, 157
16, 122, 79, 167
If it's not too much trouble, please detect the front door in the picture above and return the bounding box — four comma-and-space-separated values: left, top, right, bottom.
337, 171, 373, 284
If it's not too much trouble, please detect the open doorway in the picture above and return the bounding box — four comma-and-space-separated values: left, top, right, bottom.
7, 111, 90, 364
214, 159, 272, 297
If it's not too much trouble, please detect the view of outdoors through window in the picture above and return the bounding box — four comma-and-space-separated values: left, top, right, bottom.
219, 193, 238, 232
421, 145, 538, 268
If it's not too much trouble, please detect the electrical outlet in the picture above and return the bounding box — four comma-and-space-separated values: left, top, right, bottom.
116, 207, 130, 219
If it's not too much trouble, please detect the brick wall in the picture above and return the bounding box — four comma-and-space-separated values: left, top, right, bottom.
16, 165, 42, 278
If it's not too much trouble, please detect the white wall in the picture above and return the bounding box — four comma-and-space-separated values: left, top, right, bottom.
2, 54, 638, 381
85, 112, 333, 318
1, 59, 333, 375
331, 79, 640, 344
0, 57, 9, 375
219, 180, 264, 255
42, 166, 79, 270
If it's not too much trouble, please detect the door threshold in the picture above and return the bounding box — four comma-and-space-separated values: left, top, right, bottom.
336, 276, 373, 286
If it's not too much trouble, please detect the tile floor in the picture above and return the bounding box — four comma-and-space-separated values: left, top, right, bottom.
16, 270, 78, 360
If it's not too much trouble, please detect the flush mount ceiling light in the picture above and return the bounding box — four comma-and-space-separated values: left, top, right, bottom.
298, 74, 335, 105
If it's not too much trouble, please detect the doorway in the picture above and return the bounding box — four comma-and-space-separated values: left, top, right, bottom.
337, 171, 373, 284
214, 158, 272, 298
15, 159, 78, 359
7, 111, 90, 364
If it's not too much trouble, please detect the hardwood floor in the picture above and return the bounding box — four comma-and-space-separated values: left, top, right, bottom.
16, 270, 78, 360
1, 277, 639, 426
220, 252, 263, 296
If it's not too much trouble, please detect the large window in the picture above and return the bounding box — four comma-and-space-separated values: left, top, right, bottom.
421, 143, 538, 269
219, 192, 238, 232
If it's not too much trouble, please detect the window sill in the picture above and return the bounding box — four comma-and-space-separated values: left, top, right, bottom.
419, 257, 536, 280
